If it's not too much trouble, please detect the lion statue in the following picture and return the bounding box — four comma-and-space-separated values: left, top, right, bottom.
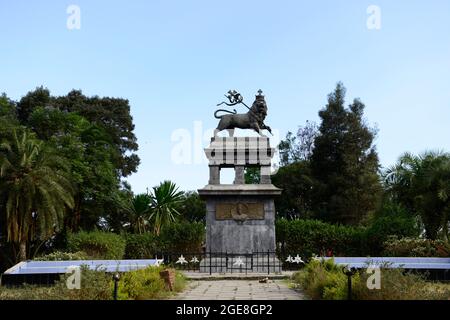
213, 90, 272, 137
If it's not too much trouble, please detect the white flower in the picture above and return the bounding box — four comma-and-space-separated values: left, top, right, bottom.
233, 257, 245, 267
293, 254, 304, 264
176, 255, 188, 264
190, 256, 199, 263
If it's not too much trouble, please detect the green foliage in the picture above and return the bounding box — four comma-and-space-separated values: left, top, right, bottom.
293, 258, 348, 299
179, 191, 206, 222
276, 219, 365, 258
0, 93, 16, 120
118, 266, 185, 300
244, 167, 260, 184
272, 161, 316, 219
0, 266, 186, 300
384, 151, 450, 240
124, 221, 205, 258
16, 86, 51, 123
294, 259, 450, 300
0, 266, 112, 300
0, 129, 75, 261
11, 87, 140, 233
310, 82, 381, 225
159, 221, 205, 253
116, 193, 152, 234
278, 120, 318, 166
365, 201, 420, 254
382, 237, 450, 257
67, 231, 126, 259
53, 89, 140, 177
123, 233, 159, 259
35, 250, 89, 261
149, 181, 184, 235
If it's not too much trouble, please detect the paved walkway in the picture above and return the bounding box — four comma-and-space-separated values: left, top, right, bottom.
173, 279, 305, 300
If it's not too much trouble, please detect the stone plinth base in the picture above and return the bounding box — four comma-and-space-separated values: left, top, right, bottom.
198, 185, 281, 254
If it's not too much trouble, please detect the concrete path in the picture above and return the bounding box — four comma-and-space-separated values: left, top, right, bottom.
173, 279, 305, 300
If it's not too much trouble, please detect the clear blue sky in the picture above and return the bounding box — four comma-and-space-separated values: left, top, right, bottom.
1, 0, 449, 193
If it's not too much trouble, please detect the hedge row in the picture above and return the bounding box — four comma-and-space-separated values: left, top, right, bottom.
276, 217, 432, 258
47, 220, 444, 261
63, 221, 205, 260
67, 231, 126, 259
383, 237, 450, 257
276, 219, 367, 258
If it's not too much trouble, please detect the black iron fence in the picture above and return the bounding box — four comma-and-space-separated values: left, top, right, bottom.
156, 251, 305, 274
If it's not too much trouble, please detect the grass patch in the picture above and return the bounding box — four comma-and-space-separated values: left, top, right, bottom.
293, 259, 450, 300
0, 266, 186, 300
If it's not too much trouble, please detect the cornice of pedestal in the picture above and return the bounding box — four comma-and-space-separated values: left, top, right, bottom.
198, 184, 282, 197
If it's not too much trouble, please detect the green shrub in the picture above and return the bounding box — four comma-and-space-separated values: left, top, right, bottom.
383, 237, 450, 257
118, 266, 186, 300
293, 258, 348, 300
0, 266, 186, 300
57, 266, 113, 300
293, 259, 450, 300
352, 268, 450, 300
0, 267, 113, 300
35, 251, 89, 261
276, 219, 365, 258
123, 233, 159, 259
67, 231, 126, 259
159, 221, 205, 253
365, 202, 420, 254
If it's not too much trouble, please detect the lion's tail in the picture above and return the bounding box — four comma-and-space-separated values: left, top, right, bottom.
214, 109, 237, 119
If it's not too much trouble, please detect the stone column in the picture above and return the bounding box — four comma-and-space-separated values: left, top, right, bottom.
260, 165, 271, 184
209, 165, 220, 185
234, 165, 245, 184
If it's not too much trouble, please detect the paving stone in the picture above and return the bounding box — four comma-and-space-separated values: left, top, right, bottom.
172, 279, 305, 300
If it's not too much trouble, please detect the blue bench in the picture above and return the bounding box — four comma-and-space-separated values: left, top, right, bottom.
1, 259, 163, 286
321, 257, 450, 270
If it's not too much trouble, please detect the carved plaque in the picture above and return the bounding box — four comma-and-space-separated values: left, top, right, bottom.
215, 202, 264, 221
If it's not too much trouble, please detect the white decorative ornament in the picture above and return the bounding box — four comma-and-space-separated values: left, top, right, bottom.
285, 255, 293, 263
176, 255, 188, 264
190, 256, 199, 263
293, 255, 304, 264
233, 257, 245, 267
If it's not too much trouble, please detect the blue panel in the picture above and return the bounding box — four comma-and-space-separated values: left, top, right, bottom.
320, 257, 450, 270
4, 259, 162, 275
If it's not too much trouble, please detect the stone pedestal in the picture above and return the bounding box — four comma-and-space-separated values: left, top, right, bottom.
198, 137, 281, 262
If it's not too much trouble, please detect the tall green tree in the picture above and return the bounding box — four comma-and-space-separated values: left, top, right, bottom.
28, 107, 119, 231
16, 86, 51, 123
272, 161, 316, 219
16, 87, 140, 178
0, 130, 74, 261
310, 82, 381, 225
384, 151, 450, 240
278, 120, 318, 166
117, 192, 152, 234
54, 90, 140, 177
149, 181, 184, 236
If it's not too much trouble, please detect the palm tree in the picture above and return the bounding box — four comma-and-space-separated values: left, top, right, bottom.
0, 130, 74, 261
126, 193, 152, 234
149, 181, 184, 236
384, 151, 450, 240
